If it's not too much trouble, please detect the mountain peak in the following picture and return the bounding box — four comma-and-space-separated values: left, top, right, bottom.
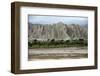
56, 22, 64, 25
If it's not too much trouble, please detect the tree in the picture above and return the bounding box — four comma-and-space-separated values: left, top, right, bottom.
34, 39, 37, 42
28, 42, 32, 47
79, 39, 84, 41
51, 39, 55, 42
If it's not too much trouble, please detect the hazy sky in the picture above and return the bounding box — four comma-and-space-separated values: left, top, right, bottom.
28, 15, 88, 26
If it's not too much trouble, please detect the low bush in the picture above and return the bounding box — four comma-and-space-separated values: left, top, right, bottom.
28, 39, 88, 48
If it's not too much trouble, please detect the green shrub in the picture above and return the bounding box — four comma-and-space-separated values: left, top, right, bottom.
28, 39, 87, 48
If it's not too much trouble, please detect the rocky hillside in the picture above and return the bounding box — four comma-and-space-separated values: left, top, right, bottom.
28, 22, 88, 42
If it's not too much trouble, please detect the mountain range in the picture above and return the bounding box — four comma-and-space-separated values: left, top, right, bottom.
28, 22, 88, 42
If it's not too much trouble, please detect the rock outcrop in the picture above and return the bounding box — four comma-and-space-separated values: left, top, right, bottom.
28, 22, 88, 42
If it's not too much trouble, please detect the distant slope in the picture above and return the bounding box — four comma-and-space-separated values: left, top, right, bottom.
28, 22, 88, 42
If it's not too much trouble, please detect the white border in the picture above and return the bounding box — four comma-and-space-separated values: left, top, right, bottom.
20, 7, 95, 70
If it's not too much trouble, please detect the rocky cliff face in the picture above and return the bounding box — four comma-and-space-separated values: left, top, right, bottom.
28, 22, 88, 42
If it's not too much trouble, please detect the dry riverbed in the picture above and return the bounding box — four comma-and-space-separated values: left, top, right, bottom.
28, 47, 88, 61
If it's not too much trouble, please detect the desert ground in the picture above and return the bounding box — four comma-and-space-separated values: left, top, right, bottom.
28, 47, 88, 61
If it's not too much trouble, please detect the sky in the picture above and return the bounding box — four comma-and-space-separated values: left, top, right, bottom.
28, 15, 88, 26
